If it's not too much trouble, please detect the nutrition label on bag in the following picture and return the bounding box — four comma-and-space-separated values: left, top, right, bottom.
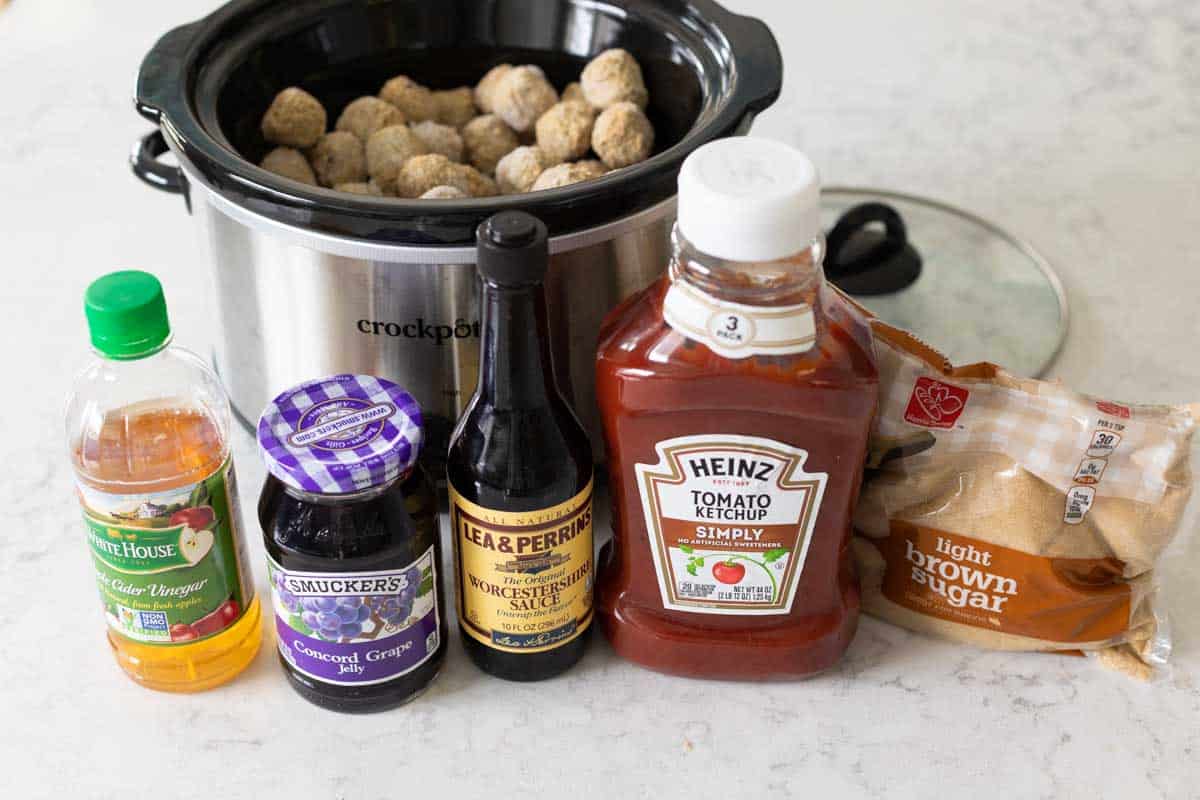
1064, 409, 1126, 525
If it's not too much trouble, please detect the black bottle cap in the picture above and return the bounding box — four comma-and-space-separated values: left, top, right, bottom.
476, 211, 550, 286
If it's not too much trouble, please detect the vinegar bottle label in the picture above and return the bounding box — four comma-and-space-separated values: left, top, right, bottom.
635, 435, 828, 615
78, 459, 254, 644
450, 482, 594, 653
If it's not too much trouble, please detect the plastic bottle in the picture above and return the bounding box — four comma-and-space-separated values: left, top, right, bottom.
66, 270, 261, 691
595, 139, 879, 679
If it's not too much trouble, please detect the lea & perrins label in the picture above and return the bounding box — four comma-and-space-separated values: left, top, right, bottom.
449, 482, 594, 654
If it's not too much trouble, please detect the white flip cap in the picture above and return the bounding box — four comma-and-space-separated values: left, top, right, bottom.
677, 137, 821, 262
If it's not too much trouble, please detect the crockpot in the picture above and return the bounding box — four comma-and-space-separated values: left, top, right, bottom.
132, 0, 782, 463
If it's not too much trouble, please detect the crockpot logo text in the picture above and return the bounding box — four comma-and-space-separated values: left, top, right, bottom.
357, 318, 481, 345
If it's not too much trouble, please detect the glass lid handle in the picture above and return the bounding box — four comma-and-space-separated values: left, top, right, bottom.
825, 202, 922, 296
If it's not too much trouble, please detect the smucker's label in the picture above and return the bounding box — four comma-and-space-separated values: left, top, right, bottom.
636, 435, 827, 615
662, 280, 816, 359
877, 522, 1131, 643
269, 549, 440, 685
78, 459, 253, 645
450, 483, 594, 653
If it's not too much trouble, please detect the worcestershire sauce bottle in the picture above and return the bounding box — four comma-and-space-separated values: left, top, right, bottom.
447, 211, 594, 681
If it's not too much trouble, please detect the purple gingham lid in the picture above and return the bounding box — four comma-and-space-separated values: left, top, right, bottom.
256, 374, 423, 495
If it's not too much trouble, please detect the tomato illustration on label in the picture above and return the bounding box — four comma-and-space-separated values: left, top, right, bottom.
682, 545, 789, 596
711, 561, 746, 585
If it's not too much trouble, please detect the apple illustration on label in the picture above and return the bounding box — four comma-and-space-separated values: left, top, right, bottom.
170, 506, 216, 529
170, 623, 199, 642
711, 561, 746, 585
217, 599, 240, 625
179, 527, 214, 564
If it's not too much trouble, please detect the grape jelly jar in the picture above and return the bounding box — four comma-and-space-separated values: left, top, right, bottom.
256, 375, 446, 712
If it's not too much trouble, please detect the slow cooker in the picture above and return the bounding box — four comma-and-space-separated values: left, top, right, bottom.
131, 0, 783, 461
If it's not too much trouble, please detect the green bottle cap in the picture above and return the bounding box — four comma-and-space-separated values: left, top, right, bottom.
84, 271, 172, 359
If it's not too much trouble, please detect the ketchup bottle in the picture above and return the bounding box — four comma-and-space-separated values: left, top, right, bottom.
595, 138, 879, 680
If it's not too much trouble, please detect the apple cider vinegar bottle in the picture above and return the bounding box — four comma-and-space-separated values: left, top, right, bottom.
66, 271, 261, 692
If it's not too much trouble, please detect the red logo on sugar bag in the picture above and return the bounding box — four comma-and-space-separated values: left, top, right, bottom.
1096, 400, 1131, 419
905, 377, 969, 429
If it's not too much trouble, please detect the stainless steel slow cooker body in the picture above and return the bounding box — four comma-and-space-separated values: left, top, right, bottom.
190, 187, 676, 459
131, 0, 783, 461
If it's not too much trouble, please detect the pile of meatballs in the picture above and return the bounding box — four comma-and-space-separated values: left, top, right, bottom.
257, 49, 654, 199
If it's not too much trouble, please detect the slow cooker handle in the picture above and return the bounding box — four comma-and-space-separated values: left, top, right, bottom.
135, 20, 202, 124
693, 1, 784, 130
130, 130, 191, 213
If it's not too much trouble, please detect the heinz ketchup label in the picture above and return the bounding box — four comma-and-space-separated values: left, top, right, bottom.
635, 435, 828, 615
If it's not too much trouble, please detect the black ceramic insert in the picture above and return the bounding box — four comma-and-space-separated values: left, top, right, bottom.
134, 0, 783, 245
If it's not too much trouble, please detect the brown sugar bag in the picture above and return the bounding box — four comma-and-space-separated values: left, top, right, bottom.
854, 322, 1196, 678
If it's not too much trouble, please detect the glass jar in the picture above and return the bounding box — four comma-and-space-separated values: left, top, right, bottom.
257, 375, 445, 712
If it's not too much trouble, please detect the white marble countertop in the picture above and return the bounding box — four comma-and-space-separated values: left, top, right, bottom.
2, 1, 1198, 797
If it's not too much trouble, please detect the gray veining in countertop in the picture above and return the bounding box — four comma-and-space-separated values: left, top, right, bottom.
1, 1, 1198, 798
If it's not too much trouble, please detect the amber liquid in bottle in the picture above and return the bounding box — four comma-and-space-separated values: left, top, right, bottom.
74, 405, 262, 692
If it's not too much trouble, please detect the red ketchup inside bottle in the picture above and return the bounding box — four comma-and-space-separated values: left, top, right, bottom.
595, 138, 879, 680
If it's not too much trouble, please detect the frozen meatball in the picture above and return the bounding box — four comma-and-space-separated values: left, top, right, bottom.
452, 163, 500, 198
580, 49, 648, 110
531, 160, 607, 191
335, 96, 405, 142
395, 154, 470, 198
495, 146, 551, 194
592, 101, 654, 169
535, 101, 595, 165
561, 81, 589, 106
365, 125, 430, 194
379, 75, 438, 123
461, 114, 520, 174
411, 121, 465, 163
492, 65, 559, 133
432, 87, 478, 128
396, 154, 499, 198
420, 185, 468, 200
334, 181, 383, 196
260, 147, 317, 185
261, 87, 327, 149
474, 64, 513, 113
309, 131, 366, 187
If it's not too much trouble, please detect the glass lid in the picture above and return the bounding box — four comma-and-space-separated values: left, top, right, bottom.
820, 188, 1068, 377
